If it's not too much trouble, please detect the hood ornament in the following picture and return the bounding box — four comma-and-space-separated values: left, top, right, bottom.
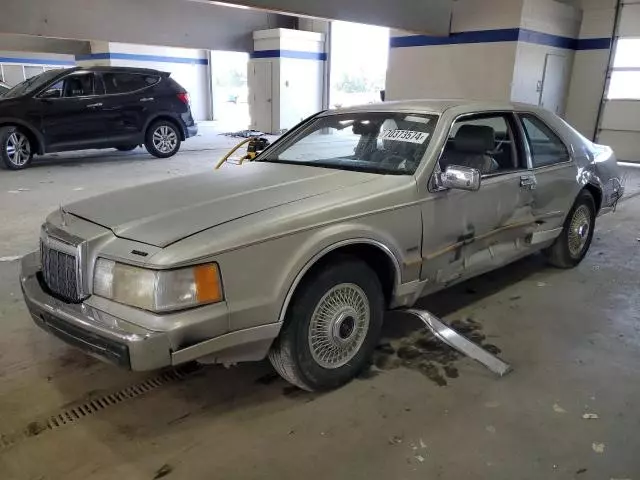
60, 205, 67, 227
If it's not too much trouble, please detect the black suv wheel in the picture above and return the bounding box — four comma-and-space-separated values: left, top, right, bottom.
145, 120, 181, 158
0, 127, 34, 170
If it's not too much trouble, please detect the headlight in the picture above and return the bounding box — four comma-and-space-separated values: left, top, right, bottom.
93, 258, 223, 312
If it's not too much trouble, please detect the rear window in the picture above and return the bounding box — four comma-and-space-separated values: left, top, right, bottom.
102, 73, 159, 94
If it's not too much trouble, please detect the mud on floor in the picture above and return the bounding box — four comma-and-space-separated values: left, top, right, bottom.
368, 317, 501, 386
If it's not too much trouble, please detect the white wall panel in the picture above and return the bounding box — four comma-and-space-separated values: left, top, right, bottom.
579, 8, 616, 38
619, 3, 640, 37
601, 100, 640, 132
598, 130, 640, 161
512, 43, 573, 114
386, 43, 518, 101
565, 50, 609, 137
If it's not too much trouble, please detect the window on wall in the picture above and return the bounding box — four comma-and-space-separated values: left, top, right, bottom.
607, 38, 640, 100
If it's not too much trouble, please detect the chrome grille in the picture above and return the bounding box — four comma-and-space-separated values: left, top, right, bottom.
41, 239, 82, 303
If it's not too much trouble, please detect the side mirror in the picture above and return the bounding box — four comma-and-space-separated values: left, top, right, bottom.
438, 165, 481, 192
39, 89, 62, 99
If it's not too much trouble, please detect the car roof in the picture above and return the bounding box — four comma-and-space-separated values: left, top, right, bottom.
69, 66, 168, 76
327, 99, 548, 116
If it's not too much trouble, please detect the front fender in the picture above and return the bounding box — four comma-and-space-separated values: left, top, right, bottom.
0, 117, 45, 154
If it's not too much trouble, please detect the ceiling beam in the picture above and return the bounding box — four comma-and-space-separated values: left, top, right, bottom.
209, 0, 453, 35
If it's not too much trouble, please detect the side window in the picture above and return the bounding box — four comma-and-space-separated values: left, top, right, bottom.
102, 73, 158, 94
520, 114, 570, 167
61, 73, 95, 98
40, 80, 64, 99
440, 114, 521, 176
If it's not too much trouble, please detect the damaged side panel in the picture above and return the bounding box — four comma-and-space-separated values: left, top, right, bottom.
419, 170, 536, 292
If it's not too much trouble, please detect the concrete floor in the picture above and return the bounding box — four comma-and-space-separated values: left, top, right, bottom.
1, 132, 640, 479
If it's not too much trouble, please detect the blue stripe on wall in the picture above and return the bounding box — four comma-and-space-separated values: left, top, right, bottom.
576, 37, 612, 50
390, 28, 611, 51
390, 28, 520, 48
0, 56, 75, 66
518, 29, 576, 49
250, 50, 327, 61
75, 52, 208, 65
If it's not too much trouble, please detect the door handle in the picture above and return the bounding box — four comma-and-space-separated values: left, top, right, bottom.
520, 174, 537, 190
140, 97, 154, 102
86, 103, 103, 108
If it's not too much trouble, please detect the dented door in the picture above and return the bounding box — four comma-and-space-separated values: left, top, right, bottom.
420, 172, 535, 286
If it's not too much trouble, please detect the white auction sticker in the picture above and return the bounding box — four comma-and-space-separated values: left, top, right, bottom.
379, 129, 430, 144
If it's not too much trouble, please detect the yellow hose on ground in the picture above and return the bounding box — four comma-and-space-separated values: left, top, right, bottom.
214, 137, 255, 170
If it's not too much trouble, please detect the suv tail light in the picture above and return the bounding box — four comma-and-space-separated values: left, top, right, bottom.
177, 92, 190, 105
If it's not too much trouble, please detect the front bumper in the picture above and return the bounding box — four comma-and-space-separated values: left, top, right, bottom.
20, 252, 171, 371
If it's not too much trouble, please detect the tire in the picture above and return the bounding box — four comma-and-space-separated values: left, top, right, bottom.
115, 145, 138, 152
269, 257, 384, 392
144, 120, 181, 158
543, 190, 596, 269
0, 126, 34, 170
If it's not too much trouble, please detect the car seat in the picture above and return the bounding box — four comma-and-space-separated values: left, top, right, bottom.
441, 124, 499, 174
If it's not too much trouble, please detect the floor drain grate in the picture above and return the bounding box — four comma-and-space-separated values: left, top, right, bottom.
0, 364, 200, 449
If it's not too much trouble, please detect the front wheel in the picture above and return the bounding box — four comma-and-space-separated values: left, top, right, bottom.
543, 190, 596, 268
144, 121, 181, 158
269, 257, 384, 392
0, 127, 34, 170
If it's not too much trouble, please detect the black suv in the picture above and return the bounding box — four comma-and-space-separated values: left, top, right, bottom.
0, 66, 198, 170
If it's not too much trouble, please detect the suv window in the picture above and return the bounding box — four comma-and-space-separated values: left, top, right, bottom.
102, 73, 159, 94
40, 72, 96, 98
440, 113, 522, 176
520, 114, 570, 167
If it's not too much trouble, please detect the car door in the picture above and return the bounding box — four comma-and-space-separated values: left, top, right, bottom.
420, 112, 537, 286
517, 112, 577, 233
99, 72, 161, 144
37, 71, 109, 150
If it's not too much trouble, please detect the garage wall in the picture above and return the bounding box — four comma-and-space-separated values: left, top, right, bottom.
77, 42, 211, 121
596, 1, 640, 162
0, 51, 74, 86
386, 0, 524, 102
565, 0, 616, 139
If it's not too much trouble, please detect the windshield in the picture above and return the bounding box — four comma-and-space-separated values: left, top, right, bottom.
3, 69, 65, 99
259, 112, 438, 175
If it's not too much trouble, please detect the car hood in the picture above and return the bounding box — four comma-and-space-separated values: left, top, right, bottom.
64, 162, 378, 248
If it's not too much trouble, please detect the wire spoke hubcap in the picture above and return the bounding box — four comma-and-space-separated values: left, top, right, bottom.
568, 205, 591, 257
152, 125, 178, 154
308, 283, 370, 369
6, 132, 31, 166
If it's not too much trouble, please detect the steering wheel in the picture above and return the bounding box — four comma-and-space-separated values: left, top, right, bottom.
380, 154, 409, 171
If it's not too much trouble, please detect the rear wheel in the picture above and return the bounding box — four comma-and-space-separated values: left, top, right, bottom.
544, 190, 596, 268
144, 120, 181, 158
269, 257, 384, 391
115, 145, 138, 152
0, 127, 34, 170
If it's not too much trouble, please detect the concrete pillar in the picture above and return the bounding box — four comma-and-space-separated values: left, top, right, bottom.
248, 29, 326, 134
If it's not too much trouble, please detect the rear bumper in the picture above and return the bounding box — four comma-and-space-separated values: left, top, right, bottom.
186, 124, 198, 138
